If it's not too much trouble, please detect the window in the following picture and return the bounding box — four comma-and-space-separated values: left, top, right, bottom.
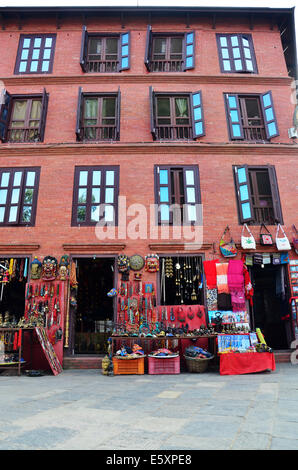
76, 88, 121, 142
0, 167, 40, 226
225, 91, 279, 141
150, 88, 204, 140
80, 26, 130, 73
145, 26, 195, 72
233, 165, 283, 225
154, 165, 201, 225
15, 34, 56, 74
72, 166, 119, 226
216, 34, 257, 73
0, 89, 48, 143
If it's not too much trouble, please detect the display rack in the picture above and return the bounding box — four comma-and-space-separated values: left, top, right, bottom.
0, 328, 24, 376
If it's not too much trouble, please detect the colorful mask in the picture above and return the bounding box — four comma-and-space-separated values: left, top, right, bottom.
42, 256, 58, 281
59, 265, 68, 281
117, 255, 130, 273
30, 257, 42, 280
145, 254, 159, 273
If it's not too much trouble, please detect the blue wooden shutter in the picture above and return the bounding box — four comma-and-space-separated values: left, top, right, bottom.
80, 25, 88, 72
260, 91, 279, 139
184, 31, 195, 70
156, 166, 173, 224
144, 25, 152, 71
183, 166, 201, 225
0, 89, 11, 142
191, 91, 204, 138
234, 165, 254, 224
119, 32, 130, 71
75, 87, 83, 141
225, 94, 244, 140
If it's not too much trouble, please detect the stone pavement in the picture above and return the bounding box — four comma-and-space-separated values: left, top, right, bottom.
0, 362, 298, 451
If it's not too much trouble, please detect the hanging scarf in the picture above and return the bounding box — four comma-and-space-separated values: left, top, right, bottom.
203, 259, 219, 290
216, 263, 229, 294
206, 288, 218, 311
243, 264, 254, 307
228, 259, 245, 312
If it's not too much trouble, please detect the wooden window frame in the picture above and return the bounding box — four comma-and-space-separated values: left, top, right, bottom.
154, 164, 201, 226
216, 33, 257, 74
14, 34, 56, 75
71, 165, 120, 227
0, 167, 40, 227
86, 35, 119, 73
233, 164, 283, 226
150, 34, 184, 72
154, 93, 192, 140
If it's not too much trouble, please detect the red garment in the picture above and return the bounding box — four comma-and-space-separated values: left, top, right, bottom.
243, 264, 254, 306
227, 259, 244, 290
203, 259, 219, 289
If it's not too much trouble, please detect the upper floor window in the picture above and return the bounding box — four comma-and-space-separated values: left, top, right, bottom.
75, 87, 121, 142
80, 26, 130, 73
233, 165, 283, 225
71, 166, 119, 226
0, 89, 48, 143
150, 88, 204, 141
0, 167, 40, 226
216, 34, 257, 73
225, 91, 279, 142
145, 26, 195, 72
14, 34, 56, 74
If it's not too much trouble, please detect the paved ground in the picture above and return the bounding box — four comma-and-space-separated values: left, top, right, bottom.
0, 362, 298, 451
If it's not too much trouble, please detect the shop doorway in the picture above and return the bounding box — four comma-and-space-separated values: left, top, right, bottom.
249, 264, 292, 350
0, 257, 29, 325
73, 256, 116, 355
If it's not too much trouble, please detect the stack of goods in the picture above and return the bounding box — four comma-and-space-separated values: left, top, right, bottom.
217, 328, 272, 354
185, 345, 213, 359
149, 348, 177, 357
115, 344, 145, 358
184, 345, 214, 373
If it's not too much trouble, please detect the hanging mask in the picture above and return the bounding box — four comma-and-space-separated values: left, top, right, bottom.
30, 257, 42, 280
145, 254, 159, 273
42, 256, 58, 281
117, 255, 130, 273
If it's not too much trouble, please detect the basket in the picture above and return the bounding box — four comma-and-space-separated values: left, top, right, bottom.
112, 356, 145, 375
184, 355, 214, 373
148, 355, 180, 375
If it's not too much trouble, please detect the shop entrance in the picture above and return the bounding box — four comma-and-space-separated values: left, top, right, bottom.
249, 264, 292, 350
73, 256, 116, 355
0, 257, 29, 325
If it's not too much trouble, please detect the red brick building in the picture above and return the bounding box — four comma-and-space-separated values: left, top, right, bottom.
0, 5, 297, 366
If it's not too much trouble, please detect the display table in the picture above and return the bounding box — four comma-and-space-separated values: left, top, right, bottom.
219, 352, 276, 376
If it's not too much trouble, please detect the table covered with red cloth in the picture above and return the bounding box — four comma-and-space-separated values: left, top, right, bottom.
219, 352, 276, 375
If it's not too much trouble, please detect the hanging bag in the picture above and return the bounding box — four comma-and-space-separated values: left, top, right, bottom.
259, 223, 273, 246
219, 226, 237, 258
241, 223, 256, 250
292, 225, 298, 255
275, 224, 291, 251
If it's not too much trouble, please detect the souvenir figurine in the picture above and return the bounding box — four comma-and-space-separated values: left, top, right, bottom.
58, 255, 69, 281
117, 255, 130, 273
145, 254, 159, 273
41, 256, 58, 281
30, 257, 42, 280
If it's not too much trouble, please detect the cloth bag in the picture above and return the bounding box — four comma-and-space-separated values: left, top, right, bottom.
260, 223, 273, 246
219, 226, 237, 258
241, 223, 256, 250
276, 224, 291, 251
292, 225, 298, 255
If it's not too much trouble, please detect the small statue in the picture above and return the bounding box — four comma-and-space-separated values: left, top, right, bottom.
58, 255, 69, 281
30, 257, 42, 280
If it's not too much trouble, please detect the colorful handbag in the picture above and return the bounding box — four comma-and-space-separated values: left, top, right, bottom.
219, 226, 237, 258
275, 224, 291, 251
241, 223, 256, 250
260, 223, 273, 246
292, 225, 298, 255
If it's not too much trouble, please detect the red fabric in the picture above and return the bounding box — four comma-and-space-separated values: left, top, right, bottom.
219, 352, 276, 375
243, 264, 254, 306
227, 259, 244, 290
203, 259, 219, 289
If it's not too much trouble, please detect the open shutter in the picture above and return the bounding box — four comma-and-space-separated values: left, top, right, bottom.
149, 86, 156, 140
38, 88, 48, 142
0, 89, 11, 142
268, 165, 283, 223
75, 87, 83, 141
184, 31, 195, 70
119, 31, 130, 71
183, 166, 201, 225
116, 87, 121, 140
155, 166, 173, 225
191, 91, 204, 138
234, 165, 254, 224
225, 94, 244, 140
144, 25, 152, 71
260, 91, 279, 139
80, 25, 88, 72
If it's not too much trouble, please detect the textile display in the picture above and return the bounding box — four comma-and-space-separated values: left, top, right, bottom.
203, 260, 218, 289
275, 224, 291, 251
219, 352, 276, 375
216, 263, 229, 294
206, 288, 218, 311
227, 260, 246, 312
241, 223, 256, 250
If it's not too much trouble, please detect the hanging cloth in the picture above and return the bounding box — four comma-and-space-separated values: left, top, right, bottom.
203, 259, 219, 290
228, 259, 246, 312
216, 263, 229, 294
243, 264, 254, 307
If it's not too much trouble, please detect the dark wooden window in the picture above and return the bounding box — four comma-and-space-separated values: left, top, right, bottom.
239, 96, 266, 141
72, 166, 119, 226
155, 165, 201, 225
14, 34, 56, 74
217, 34, 257, 73
0, 167, 40, 226
155, 95, 192, 140
151, 35, 184, 72
234, 165, 283, 225
76, 88, 120, 142
87, 36, 119, 73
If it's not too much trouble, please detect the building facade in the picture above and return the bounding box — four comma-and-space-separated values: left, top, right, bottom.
0, 6, 297, 365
